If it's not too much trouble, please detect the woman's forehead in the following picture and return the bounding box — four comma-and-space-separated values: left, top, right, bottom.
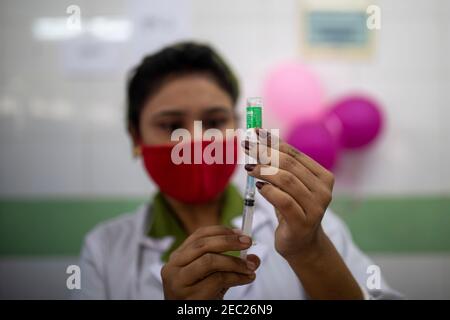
142, 74, 234, 116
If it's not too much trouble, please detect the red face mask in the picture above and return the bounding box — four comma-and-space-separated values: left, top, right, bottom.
141, 138, 238, 204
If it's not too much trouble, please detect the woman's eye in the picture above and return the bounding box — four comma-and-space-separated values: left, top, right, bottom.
158, 122, 183, 132
204, 118, 228, 129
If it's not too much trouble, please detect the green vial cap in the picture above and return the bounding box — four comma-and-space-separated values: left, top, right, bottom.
246, 97, 263, 129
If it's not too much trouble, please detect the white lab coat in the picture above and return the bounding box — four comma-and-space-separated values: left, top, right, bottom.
73, 189, 402, 300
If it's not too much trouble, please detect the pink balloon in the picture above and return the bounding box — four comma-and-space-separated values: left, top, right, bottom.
263, 62, 324, 126
286, 119, 340, 171
327, 95, 384, 149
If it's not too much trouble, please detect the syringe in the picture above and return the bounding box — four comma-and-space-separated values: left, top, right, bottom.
240, 97, 262, 259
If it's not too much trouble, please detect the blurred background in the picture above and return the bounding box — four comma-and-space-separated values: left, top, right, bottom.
0, 0, 449, 299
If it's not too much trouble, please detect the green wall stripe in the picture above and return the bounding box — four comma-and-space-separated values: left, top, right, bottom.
0, 196, 449, 256
0, 198, 144, 257
332, 196, 450, 252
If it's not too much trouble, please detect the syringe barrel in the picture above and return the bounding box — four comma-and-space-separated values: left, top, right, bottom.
240, 98, 263, 260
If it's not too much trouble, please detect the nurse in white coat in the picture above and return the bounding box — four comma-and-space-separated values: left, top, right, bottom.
75, 42, 401, 300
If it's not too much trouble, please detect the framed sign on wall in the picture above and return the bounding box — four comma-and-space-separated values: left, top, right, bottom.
300, 0, 379, 60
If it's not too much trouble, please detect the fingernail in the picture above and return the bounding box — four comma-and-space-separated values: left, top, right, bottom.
246, 261, 256, 271
239, 235, 251, 244
255, 181, 265, 189
232, 228, 243, 234
245, 164, 256, 171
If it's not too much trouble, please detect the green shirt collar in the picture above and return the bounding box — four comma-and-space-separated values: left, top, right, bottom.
148, 184, 243, 262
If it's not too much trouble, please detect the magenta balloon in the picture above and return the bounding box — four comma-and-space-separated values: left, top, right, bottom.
263, 62, 324, 125
328, 95, 384, 149
286, 120, 340, 171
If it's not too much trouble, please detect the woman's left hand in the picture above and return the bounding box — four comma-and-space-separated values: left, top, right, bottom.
243, 129, 334, 263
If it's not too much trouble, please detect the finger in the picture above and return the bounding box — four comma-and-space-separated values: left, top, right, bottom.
244, 143, 320, 192
192, 271, 256, 298
173, 234, 253, 266
255, 128, 332, 181
175, 225, 238, 253
255, 181, 306, 224
275, 209, 285, 223
180, 253, 258, 286
246, 254, 261, 270
245, 164, 314, 212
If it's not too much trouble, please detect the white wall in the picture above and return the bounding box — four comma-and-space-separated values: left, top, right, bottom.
0, 0, 448, 197
0, 0, 449, 300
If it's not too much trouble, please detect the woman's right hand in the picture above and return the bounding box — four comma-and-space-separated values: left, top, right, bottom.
161, 226, 260, 299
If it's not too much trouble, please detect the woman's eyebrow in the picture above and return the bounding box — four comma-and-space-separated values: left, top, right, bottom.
152, 110, 186, 119
202, 106, 232, 116
152, 106, 231, 120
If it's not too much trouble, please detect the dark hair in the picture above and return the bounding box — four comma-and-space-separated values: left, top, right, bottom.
126, 41, 240, 135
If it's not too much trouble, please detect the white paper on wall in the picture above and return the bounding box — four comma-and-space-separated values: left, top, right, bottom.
59, 34, 124, 77
128, 0, 192, 63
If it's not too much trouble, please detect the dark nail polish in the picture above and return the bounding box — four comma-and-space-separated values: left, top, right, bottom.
255, 181, 265, 189
245, 164, 256, 171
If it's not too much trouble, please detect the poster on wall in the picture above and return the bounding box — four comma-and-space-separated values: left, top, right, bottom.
59, 0, 192, 77
300, 0, 378, 59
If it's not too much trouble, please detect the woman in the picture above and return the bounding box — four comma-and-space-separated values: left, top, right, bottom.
75, 42, 400, 300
